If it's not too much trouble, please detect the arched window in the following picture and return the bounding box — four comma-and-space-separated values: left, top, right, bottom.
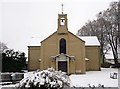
59, 38, 66, 54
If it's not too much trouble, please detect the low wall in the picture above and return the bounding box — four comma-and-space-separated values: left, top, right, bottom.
1, 73, 24, 82
1, 87, 119, 89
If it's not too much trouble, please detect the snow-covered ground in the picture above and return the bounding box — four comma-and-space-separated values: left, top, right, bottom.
70, 68, 118, 87
1, 68, 119, 88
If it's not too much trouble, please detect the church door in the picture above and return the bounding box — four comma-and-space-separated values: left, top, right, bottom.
58, 61, 67, 72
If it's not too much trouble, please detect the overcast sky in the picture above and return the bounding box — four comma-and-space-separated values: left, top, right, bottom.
0, 0, 118, 56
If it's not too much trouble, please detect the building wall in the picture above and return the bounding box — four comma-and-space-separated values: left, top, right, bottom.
85, 46, 101, 71
28, 46, 41, 71
85, 60, 89, 71
68, 32, 85, 74
41, 32, 58, 70
27, 13, 101, 73
40, 31, 86, 74
27, 37, 101, 73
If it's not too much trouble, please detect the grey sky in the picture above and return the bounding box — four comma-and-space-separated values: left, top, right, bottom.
0, 0, 118, 56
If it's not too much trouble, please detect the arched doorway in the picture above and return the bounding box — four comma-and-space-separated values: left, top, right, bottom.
59, 38, 66, 54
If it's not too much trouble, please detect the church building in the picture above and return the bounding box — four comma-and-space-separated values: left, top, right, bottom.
28, 12, 101, 74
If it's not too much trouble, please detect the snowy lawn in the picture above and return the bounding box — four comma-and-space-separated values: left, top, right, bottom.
1, 68, 119, 88
70, 68, 118, 87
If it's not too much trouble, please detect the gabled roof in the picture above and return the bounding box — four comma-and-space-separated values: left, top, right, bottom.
40, 31, 85, 43
28, 31, 57, 46
41, 31, 57, 43
78, 36, 100, 46
68, 31, 85, 43
28, 32, 100, 47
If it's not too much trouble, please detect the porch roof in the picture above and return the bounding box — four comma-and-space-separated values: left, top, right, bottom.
51, 53, 75, 60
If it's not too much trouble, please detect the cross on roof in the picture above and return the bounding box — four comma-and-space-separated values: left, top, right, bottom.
61, 4, 64, 14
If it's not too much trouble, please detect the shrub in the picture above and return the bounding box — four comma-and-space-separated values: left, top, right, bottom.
17, 68, 70, 89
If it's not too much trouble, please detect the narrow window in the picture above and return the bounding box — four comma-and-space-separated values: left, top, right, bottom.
59, 38, 66, 54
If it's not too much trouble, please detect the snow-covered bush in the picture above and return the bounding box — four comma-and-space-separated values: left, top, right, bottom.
17, 68, 70, 89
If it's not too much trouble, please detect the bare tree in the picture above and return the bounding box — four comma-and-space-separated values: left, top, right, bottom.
117, 1, 120, 60
117, 1, 120, 44
102, 1, 119, 67
77, 1, 120, 67
0, 41, 8, 53
77, 16, 110, 63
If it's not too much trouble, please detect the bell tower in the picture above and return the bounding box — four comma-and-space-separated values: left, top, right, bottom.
57, 4, 68, 34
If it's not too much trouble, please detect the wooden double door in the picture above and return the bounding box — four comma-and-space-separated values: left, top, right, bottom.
58, 61, 67, 72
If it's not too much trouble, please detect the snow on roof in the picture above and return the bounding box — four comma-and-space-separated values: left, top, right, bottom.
28, 44, 41, 46
28, 36, 100, 46
78, 36, 100, 46
28, 38, 42, 46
